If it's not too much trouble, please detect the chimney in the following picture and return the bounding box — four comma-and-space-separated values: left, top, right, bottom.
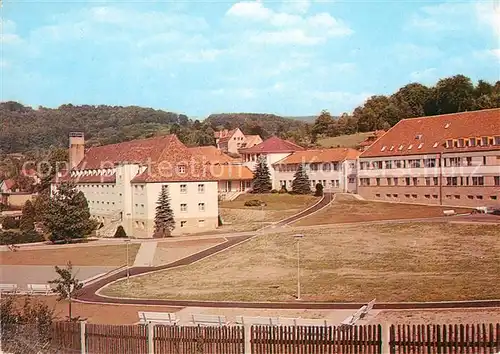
69, 132, 85, 169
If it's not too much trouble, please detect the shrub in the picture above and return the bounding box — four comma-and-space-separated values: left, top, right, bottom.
113, 225, 127, 238
0, 230, 44, 245
244, 199, 266, 207
278, 187, 288, 194
2, 216, 19, 230
271, 189, 278, 194
314, 183, 324, 197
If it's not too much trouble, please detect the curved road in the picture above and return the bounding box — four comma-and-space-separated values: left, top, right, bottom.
77, 193, 500, 310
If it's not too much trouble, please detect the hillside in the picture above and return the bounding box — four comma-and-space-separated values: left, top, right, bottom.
204, 113, 306, 139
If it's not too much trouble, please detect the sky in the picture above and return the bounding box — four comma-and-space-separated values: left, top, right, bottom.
1, 0, 499, 118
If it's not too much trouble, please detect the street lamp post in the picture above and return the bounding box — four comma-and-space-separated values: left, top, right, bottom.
293, 234, 304, 300
125, 238, 131, 285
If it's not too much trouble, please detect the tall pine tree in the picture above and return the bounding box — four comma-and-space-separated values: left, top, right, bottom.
292, 164, 311, 194
251, 156, 272, 193
19, 200, 36, 231
154, 185, 175, 237
44, 182, 96, 243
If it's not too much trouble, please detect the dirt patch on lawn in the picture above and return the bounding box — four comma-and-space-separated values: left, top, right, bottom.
0, 244, 140, 266
153, 238, 226, 265
294, 194, 472, 226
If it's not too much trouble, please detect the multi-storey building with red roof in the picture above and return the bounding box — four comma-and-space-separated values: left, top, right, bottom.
214, 128, 262, 154
357, 108, 500, 207
273, 148, 360, 193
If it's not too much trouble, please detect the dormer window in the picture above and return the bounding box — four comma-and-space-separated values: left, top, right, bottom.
481, 137, 488, 146
495, 136, 500, 145
415, 134, 422, 140
458, 138, 464, 148
178, 165, 186, 174
446, 139, 453, 148
433, 142, 439, 148
381, 146, 386, 151
408, 144, 413, 150
389, 146, 394, 151
418, 143, 423, 149
469, 138, 476, 147
398, 145, 404, 151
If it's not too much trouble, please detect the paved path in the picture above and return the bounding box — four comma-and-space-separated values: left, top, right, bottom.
133, 241, 157, 267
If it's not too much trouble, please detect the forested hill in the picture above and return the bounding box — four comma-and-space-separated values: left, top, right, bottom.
0, 103, 306, 154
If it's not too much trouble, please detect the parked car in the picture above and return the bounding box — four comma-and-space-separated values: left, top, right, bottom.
491, 209, 500, 216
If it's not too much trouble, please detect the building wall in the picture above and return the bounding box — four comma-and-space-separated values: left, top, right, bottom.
141, 181, 219, 237
227, 129, 246, 154
242, 152, 293, 190
275, 163, 347, 192
357, 150, 500, 207
2, 193, 33, 208
217, 180, 252, 193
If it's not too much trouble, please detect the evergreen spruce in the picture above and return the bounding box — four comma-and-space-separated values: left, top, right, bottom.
251, 156, 272, 193
113, 225, 127, 238
292, 164, 312, 194
20, 200, 36, 231
314, 183, 324, 197
44, 182, 96, 243
154, 185, 175, 237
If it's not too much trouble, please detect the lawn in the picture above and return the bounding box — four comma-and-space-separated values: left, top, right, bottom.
318, 132, 373, 148
0, 244, 140, 266
101, 222, 500, 302
219, 194, 319, 232
293, 194, 472, 226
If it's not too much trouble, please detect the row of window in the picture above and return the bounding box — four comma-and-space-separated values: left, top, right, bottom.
360, 176, 500, 187
133, 219, 207, 229
180, 203, 205, 212
374, 193, 497, 201
360, 156, 494, 170
275, 163, 342, 173
445, 136, 500, 149
179, 184, 205, 194
278, 179, 342, 188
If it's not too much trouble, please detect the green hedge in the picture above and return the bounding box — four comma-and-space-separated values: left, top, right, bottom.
0, 230, 45, 245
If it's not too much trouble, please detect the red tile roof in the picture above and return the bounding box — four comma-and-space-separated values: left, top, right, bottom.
188, 146, 236, 164
239, 136, 305, 154
360, 109, 500, 158
218, 129, 239, 143
209, 165, 254, 180
274, 148, 360, 165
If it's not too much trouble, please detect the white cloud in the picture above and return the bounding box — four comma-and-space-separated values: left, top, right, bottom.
226, 0, 352, 45
473, 48, 500, 63
210, 87, 257, 99
280, 0, 311, 14
409, 67, 438, 82
0, 19, 22, 44
475, 1, 500, 38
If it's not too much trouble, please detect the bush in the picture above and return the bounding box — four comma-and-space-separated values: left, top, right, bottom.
0, 230, 45, 245
278, 187, 288, 194
114, 225, 127, 238
2, 216, 19, 230
244, 199, 266, 207
271, 189, 278, 194
314, 183, 324, 197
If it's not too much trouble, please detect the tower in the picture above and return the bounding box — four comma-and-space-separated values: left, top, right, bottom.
69, 132, 85, 169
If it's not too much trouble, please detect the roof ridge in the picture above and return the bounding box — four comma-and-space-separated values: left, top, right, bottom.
400, 108, 500, 122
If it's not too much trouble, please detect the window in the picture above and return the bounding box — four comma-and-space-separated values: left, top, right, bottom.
446, 177, 458, 186
180, 203, 187, 212
458, 138, 465, 147
446, 139, 453, 148
360, 178, 370, 186
373, 161, 383, 169
409, 159, 421, 168
446, 195, 451, 199
476, 195, 483, 200
178, 165, 186, 174
425, 177, 431, 186
310, 163, 319, 171
360, 162, 370, 170
393, 194, 398, 198
387, 178, 392, 186
385, 161, 392, 169
323, 163, 331, 172
198, 184, 205, 193
483, 156, 487, 165
495, 176, 500, 186
198, 220, 205, 227
425, 194, 431, 199
432, 195, 438, 199
394, 160, 403, 169
348, 177, 356, 183
405, 177, 411, 186
385, 194, 391, 198
198, 203, 205, 212
491, 196, 497, 200
412, 194, 417, 199
376, 193, 381, 197
449, 157, 461, 167
412, 177, 418, 186
470, 138, 476, 147
481, 137, 488, 146
495, 136, 500, 145
394, 178, 399, 186
454, 195, 460, 199
424, 159, 436, 168
405, 194, 410, 198
376, 178, 380, 186
180, 184, 187, 193
472, 176, 484, 186
468, 195, 474, 200
180, 221, 187, 228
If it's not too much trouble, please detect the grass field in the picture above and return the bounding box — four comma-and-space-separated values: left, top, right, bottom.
219, 194, 319, 232
0, 244, 140, 266
102, 222, 500, 302
318, 132, 373, 148
293, 194, 472, 226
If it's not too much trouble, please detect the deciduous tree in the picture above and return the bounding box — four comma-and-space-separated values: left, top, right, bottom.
49, 261, 83, 321
19, 200, 35, 231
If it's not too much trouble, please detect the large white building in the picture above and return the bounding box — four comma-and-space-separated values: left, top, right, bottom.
53, 133, 221, 237
273, 148, 360, 193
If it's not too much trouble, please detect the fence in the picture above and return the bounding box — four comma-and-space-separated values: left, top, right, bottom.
43, 322, 500, 354
390, 323, 500, 354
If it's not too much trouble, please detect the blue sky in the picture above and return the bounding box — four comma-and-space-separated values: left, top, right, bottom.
1, 0, 499, 118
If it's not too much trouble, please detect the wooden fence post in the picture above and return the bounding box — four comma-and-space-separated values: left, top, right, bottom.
80, 321, 86, 354
382, 323, 391, 354
147, 322, 154, 354
244, 325, 252, 354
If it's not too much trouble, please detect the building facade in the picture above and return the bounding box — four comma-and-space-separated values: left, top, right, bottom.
214, 128, 262, 154
52, 134, 220, 237
273, 148, 360, 193
357, 109, 500, 207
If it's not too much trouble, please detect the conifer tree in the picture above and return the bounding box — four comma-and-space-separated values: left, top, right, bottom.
20, 200, 36, 231
154, 185, 175, 237
113, 225, 127, 238
292, 164, 312, 194
44, 182, 95, 243
251, 156, 272, 193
